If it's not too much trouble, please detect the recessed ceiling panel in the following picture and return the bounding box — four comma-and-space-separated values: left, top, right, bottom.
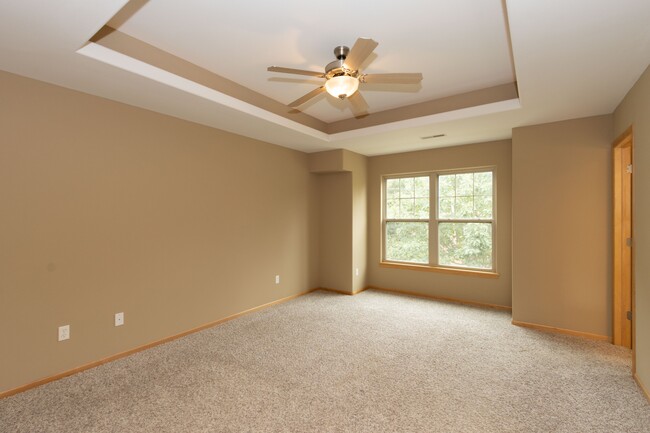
1, 0, 648, 157
108, 0, 516, 122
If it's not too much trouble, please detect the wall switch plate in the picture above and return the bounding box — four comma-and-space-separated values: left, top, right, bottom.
275, 275, 280, 284
114, 312, 124, 327
58, 325, 70, 341
355, 268, 359, 276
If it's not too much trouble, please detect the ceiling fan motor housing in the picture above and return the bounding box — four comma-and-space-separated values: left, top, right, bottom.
333, 45, 349, 60
325, 45, 358, 80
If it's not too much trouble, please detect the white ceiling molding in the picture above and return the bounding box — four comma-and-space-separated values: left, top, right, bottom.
77, 42, 331, 142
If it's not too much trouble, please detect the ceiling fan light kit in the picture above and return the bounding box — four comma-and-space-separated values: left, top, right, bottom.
325, 74, 359, 99
268, 38, 423, 116
323, 45, 359, 99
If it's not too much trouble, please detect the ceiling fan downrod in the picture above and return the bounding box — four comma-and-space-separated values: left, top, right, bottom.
326, 45, 353, 76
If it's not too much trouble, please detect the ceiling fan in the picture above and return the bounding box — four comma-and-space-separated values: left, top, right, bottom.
267, 38, 423, 117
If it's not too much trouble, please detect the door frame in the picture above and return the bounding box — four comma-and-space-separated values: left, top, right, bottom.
612, 126, 635, 369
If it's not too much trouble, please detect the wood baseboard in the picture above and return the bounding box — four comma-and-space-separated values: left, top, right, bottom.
317, 287, 354, 295
634, 373, 650, 403
317, 286, 370, 296
353, 286, 370, 295
0, 288, 316, 400
367, 286, 512, 311
511, 320, 610, 341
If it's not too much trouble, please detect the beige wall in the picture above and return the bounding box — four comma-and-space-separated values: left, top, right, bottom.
0, 71, 319, 393
317, 172, 353, 293
310, 149, 367, 294
367, 140, 512, 307
346, 151, 368, 293
512, 115, 613, 336
2, 63, 644, 398
614, 65, 650, 389
308, 149, 345, 173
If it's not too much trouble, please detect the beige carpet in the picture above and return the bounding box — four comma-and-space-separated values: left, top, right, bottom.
1, 289, 649, 432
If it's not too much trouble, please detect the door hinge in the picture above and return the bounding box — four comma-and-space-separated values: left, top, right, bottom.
626, 238, 633, 247
627, 311, 632, 321
626, 164, 633, 174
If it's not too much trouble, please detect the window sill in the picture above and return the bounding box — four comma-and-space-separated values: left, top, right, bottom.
379, 261, 499, 278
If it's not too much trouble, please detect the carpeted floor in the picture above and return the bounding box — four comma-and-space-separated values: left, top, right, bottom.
1, 289, 649, 432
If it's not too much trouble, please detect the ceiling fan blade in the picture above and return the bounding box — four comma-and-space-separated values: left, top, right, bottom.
288, 86, 326, 108
360, 73, 423, 84
348, 91, 369, 117
268, 66, 325, 78
344, 38, 379, 71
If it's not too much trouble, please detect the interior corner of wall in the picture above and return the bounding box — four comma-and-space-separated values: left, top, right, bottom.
341, 149, 368, 172
308, 149, 345, 173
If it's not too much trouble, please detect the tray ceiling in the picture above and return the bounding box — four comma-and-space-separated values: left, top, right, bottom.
105, 0, 516, 123
0, 1, 649, 155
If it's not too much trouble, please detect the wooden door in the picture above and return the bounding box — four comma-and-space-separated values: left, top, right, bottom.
613, 129, 633, 351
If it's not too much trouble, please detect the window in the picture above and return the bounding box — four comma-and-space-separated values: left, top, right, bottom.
385, 176, 430, 264
382, 169, 495, 273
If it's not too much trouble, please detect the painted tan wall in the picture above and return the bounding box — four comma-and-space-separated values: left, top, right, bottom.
346, 151, 368, 293
0, 71, 319, 393
512, 115, 613, 336
308, 149, 344, 173
317, 172, 352, 293
614, 65, 650, 389
1, 64, 639, 398
310, 149, 367, 294
367, 140, 512, 307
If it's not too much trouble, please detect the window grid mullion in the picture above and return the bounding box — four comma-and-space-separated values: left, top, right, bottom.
438, 219, 494, 224
430, 173, 438, 267
382, 177, 387, 262
385, 219, 429, 223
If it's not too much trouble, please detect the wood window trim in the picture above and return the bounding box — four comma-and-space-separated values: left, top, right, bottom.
379, 261, 500, 278
381, 168, 497, 275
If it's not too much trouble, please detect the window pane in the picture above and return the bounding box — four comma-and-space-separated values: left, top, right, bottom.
400, 198, 415, 218
386, 179, 400, 199
386, 198, 399, 219
400, 177, 414, 198
438, 175, 455, 197
456, 173, 474, 196
455, 196, 474, 219
414, 198, 430, 219
385, 222, 429, 264
414, 176, 430, 198
438, 222, 492, 269
474, 195, 493, 219
474, 172, 492, 196
438, 171, 493, 220
438, 197, 453, 219
386, 176, 430, 220
398, 198, 430, 219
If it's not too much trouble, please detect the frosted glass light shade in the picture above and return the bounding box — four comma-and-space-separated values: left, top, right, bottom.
325, 75, 359, 98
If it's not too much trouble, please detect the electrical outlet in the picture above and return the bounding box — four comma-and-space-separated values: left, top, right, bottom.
275, 275, 280, 284
58, 325, 70, 342
114, 312, 124, 327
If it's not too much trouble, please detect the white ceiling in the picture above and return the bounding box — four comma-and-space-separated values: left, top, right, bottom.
107, 0, 515, 123
0, 0, 649, 156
